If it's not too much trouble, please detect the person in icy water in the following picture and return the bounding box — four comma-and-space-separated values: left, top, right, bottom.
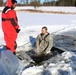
2, 0, 20, 55
36, 26, 53, 56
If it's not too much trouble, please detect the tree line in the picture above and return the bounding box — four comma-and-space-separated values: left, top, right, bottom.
0, 0, 76, 6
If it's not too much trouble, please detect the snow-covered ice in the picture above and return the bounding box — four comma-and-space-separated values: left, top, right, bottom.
0, 7, 76, 75
0, 6, 76, 13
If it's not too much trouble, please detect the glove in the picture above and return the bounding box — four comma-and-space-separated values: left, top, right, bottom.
16, 29, 20, 33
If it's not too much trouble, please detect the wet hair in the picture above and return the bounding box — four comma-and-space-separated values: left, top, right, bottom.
42, 26, 48, 30
12, 0, 17, 4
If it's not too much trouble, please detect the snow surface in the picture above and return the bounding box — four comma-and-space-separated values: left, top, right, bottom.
0, 7, 76, 75
0, 6, 76, 13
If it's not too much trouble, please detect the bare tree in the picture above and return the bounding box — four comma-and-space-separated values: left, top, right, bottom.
20, 0, 26, 5
30, 0, 40, 9
57, 0, 76, 6
26, 0, 29, 5
0, 0, 4, 6
19, 0, 29, 5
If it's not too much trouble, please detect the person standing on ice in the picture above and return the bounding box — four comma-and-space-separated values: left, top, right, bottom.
2, 0, 20, 55
36, 26, 53, 56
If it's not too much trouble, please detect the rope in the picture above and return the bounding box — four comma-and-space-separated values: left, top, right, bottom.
18, 25, 76, 48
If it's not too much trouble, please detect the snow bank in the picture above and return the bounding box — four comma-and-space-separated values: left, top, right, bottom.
38, 6, 76, 13
0, 6, 76, 13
